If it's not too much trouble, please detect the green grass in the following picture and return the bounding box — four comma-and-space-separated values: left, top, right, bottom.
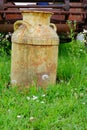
0, 41, 87, 130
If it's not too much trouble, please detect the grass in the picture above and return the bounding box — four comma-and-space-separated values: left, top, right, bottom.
0, 40, 87, 130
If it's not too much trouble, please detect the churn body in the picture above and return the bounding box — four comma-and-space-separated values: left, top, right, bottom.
11, 10, 59, 88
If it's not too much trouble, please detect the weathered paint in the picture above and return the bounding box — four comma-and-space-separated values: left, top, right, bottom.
0, 1, 87, 33
69, 3, 83, 22
11, 10, 59, 89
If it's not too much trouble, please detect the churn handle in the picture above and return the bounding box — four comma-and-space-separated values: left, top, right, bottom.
50, 23, 57, 32
14, 20, 29, 31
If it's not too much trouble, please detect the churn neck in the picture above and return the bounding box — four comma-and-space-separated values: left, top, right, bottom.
22, 10, 52, 25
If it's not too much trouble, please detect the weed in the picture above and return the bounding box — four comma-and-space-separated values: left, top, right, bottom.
66, 20, 77, 41
0, 34, 87, 129
0, 33, 11, 55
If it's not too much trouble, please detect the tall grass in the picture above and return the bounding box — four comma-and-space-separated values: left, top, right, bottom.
0, 39, 87, 130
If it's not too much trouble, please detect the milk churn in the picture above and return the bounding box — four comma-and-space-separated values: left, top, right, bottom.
11, 10, 59, 89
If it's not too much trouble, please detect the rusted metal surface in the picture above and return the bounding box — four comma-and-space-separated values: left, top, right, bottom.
0, 24, 13, 32
11, 11, 59, 88
0, 0, 5, 10
0, 0, 87, 33
6, 0, 86, 2
69, 3, 83, 22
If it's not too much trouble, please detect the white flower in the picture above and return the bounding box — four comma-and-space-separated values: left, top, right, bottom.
8, 109, 11, 112
5, 32, 12, 39
83, 29, 87, 34
8, 32, 12, 36
42, 74, 49, 80
80, 49, 83, 52
41, 101, 45, 104
32, 95, 38, 100
30, 116, 34, 121
82, 102, 86, 105
26, 96, 30, 100
17, 115, 22, 118
42, 94, 46, 97
5, 34, 9, 39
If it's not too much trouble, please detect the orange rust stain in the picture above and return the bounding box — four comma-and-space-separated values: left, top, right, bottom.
47, 63, 56, 73
31, 57, 47, 67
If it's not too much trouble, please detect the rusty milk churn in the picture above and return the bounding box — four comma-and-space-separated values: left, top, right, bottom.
11, 10, 59, 89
